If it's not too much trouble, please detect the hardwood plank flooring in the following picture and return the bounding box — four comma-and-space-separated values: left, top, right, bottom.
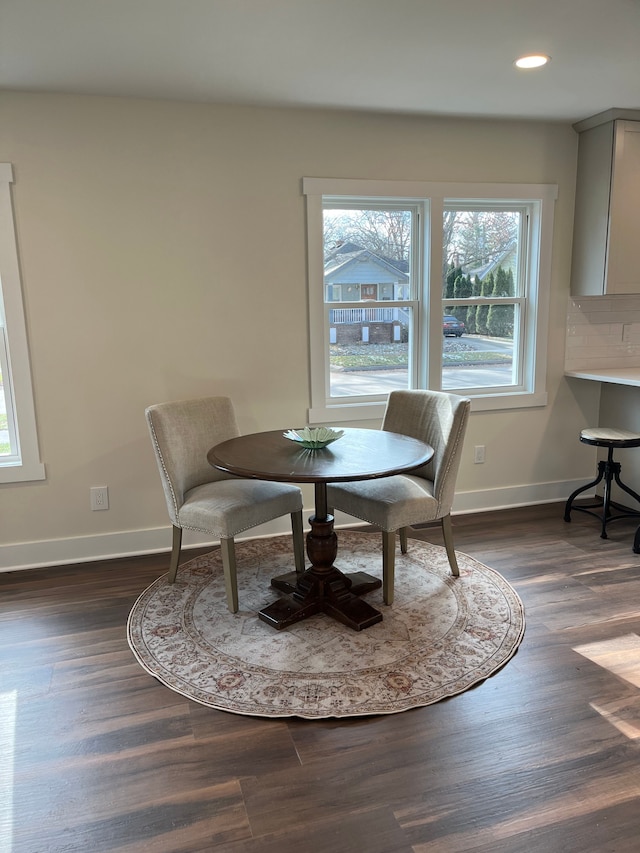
2, 503, 640, 852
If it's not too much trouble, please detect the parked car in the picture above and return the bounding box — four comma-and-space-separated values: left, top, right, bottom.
443, 315, 465, 337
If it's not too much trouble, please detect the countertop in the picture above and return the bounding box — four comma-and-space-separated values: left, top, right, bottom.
565, 367, 640, 387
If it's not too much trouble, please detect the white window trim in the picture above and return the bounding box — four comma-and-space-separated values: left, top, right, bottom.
0, 163, 45, 482
304, 177, 557, 423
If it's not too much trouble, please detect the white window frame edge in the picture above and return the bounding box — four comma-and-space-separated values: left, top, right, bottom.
0, 163, 45, 482
303, 177, 558, 423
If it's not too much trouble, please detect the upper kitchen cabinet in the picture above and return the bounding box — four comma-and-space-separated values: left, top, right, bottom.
571, 110, 640, 296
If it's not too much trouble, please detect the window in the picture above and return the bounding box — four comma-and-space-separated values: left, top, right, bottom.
0, 164, 44, 482
304, 178, 557, 423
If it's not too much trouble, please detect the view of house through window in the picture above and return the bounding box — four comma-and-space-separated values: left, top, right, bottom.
322, 204, 523, 397
305, 177, 555, 420
324, 206, 416, 397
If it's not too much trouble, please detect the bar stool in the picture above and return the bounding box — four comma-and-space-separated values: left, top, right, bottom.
564, 427, 640, 539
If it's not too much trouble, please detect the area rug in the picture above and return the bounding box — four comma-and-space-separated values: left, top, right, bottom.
127, 531, 525, 719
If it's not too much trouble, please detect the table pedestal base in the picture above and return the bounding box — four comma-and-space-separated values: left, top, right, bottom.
258, 514, 383, 631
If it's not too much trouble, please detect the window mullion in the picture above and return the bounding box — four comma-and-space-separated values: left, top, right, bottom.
427, 196, 444, 391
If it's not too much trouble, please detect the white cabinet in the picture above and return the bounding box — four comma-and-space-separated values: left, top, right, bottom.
571, 114, 640, 296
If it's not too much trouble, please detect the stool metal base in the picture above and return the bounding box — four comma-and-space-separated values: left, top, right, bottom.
564, 445, 640, 539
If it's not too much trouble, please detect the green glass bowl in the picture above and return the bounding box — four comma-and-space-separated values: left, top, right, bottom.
283, 427, 345, 449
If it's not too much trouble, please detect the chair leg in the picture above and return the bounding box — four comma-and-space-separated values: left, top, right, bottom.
382, 530, 396, 605
168, 525, 182, 583
441, 514, 460, 577
291, 510, 305, 575
220, 537, 239, 614
399, 526, 409, 554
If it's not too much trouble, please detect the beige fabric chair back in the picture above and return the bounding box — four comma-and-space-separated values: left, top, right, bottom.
382, 389, 471, 515
145, 396, 240, 525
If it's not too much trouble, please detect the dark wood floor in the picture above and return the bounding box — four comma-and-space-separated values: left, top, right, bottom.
2, 503, 640, 852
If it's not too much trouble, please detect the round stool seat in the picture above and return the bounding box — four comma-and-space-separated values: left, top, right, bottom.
580, 428, 640, 448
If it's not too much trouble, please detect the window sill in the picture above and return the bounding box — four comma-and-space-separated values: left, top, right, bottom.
0, 460, 46, 483
309, 390, 548, 424
467, 390, 548, 411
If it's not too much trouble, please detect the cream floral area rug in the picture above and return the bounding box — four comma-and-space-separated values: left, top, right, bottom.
127, 531, 525, 719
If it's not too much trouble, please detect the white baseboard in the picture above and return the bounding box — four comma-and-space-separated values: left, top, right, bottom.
451, 478, 589, 514
0, 479, 590, 572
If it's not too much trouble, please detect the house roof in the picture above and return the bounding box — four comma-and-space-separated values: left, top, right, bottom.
324, 248, 409, 283
462, 240, 518, 281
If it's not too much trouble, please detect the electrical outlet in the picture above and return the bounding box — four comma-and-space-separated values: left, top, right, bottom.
474, 445, 485, 464
90, 486, 109, 510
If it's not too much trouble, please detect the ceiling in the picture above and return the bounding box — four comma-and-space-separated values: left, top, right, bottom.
1, 0, 639, 124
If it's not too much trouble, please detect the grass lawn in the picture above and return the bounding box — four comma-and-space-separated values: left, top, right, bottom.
330, 340, 511, 368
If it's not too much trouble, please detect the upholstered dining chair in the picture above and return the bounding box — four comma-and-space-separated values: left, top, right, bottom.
327, 389, 471, 605
145, 396, 305, 613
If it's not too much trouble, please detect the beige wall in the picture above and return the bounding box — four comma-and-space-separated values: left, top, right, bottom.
0, 92, 600, 567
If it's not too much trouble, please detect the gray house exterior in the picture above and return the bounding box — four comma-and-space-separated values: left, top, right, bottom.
324, 247, 410, 344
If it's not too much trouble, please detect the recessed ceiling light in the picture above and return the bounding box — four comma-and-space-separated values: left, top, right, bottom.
515, 54, 550, 69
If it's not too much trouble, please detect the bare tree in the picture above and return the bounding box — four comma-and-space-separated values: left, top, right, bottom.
444, 210, 518, 271
324, 207, 517, 281
324, 209, 411, 262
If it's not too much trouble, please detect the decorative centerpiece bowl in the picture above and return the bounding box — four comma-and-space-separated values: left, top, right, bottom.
283, 427, 345, 449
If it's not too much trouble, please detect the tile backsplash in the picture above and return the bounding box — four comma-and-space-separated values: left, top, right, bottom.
565, 295, 640, 370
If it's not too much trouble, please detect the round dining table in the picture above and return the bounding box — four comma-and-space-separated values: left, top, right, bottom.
207, 427, 434, 631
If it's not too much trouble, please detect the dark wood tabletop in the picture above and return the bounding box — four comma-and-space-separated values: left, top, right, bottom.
207, 427, 433, 485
